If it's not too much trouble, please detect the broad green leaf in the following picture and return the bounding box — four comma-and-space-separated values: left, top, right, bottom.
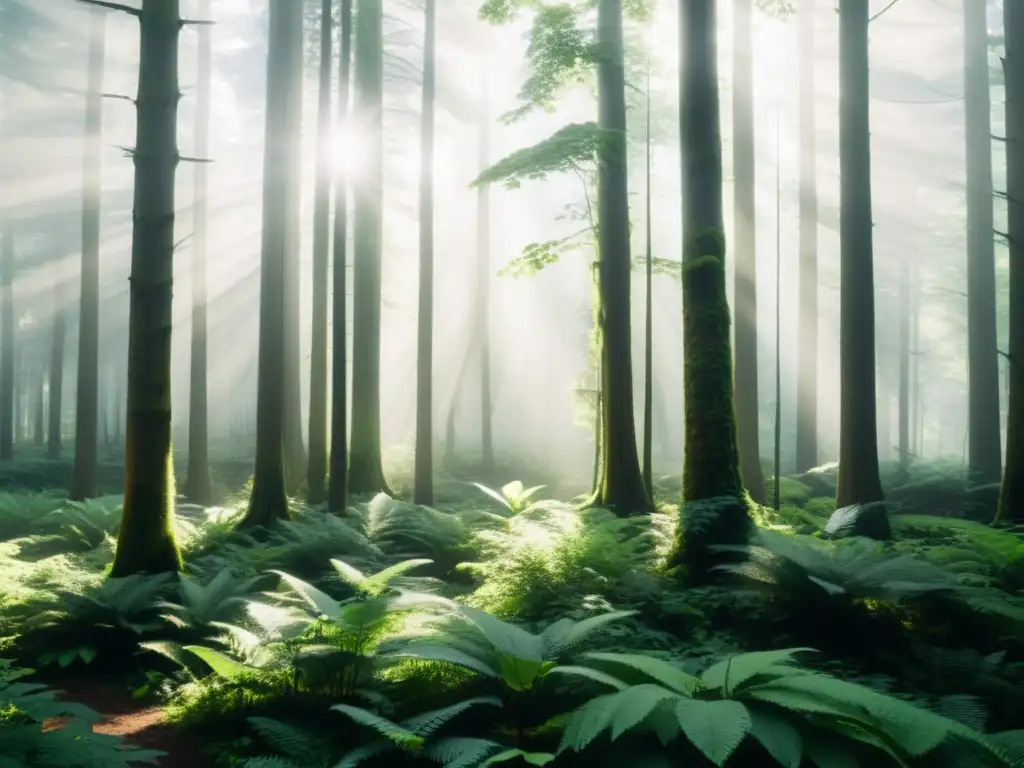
700, 648, 816, 693
610, 684, 679, 739
271, 570, 342, 619
747, 705, 803, 768
674, 698, 752, 766
183, 646, 258, 681
582, 652, 699, 695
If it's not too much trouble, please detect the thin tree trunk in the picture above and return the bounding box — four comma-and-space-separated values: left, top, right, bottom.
108, 0, 184, 577
348, 0, 390, 495
834, 0, 886, 521
997, 2, 1024, 521
242, 0, 299, 528
673, 0, 749, 575
964, 0, 1003, 486
307, 0, 333, 505
593, 0, 650, 515
898, 252, 910, 475
33, 375, 44, 447
731, 0, 764, 503
795, 0, 819, 473
183, 0, 213, 504
72, 6, 105, 499
328, 0, 354, 514
642, 40, 654, 498
477, 65, 494, 472
413, 0, 436, 506
48, 299, 65, 459
0, 231, 13, 460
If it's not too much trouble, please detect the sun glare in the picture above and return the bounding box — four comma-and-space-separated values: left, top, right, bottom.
328, 123, 368, 182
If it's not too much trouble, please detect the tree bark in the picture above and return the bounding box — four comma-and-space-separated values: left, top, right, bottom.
242, 0, 299, 528
108, 0, 184, 577
183, 0, 213, 505
413, 0, 436, 506
307, 0, 333, 505
48, 300, 65, 459
328, 0, 354, 514
72, 5, 105, 499
593, 0, 651, 515
731, 0, 764, 502
795, 0, 819, 473
348, 0, 390, 495
898, 251, 910, 476
834, 0, 886, 522
964, 0, 1002, 486
673, 0, 749, 574
643, 42, 654, 498
477, 65, 494, 473
0, 231, 12, 460
997, 1, 1024, 521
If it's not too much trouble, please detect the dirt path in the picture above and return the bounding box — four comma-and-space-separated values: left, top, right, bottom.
42, 680, 215, 768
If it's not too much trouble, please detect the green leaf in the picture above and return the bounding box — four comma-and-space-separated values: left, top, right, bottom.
384, 645, 500, 678
78, 646, 98, 664
673, 698, 752, 766
183, 645, 258, 681
700, 648, 816, 693
57, 649, 78, 668
481, 750, 555, 767
582, 652, 699, 695
544, 665, 629, 690
331, 704, 423, 749
360, 558, 433, 595
746, 705, 803, 768
271, 570, 342, 619
610, 684, 679, 739
472, 123, 610, 189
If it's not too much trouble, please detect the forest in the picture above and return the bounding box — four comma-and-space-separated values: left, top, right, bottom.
0, 0, 1022, 765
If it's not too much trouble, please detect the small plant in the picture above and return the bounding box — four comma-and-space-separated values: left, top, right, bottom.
471, 481, 548, 516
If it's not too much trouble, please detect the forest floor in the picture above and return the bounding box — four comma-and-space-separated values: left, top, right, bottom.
42, 676, 214, 767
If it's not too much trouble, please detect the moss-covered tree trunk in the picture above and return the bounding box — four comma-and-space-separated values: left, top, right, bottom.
72, 5, 105, 500
0, 231, 12, 460
308, 0, 333, 505
592, 0, 650, 516
413, 0, 436, 506
731, 0, 764, 503
348, 0, 390, 495
107, 0, 184, 577
964, 0, 1002, 487
671, 0, 750, 574
328, 0, 354, 515
282, 0, 306, 493
47, 297, 65, 459
477, 67, 494, 473
795, 0, 819, 474
242, 0, 299, 529
834, 0, 886, 522
183, 0, 213, 505
997, 0, 1024, 522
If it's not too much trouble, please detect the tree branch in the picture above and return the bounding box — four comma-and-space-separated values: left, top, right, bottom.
869, 0, 903, 23
178, 155, 215, 164
103, 93, 136, 105
77, 0, 140, 17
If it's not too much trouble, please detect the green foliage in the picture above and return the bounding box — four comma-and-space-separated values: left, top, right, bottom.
755, 0, 796, 18
0, 658, 164, 766
470, 480, 549, 516
473, 122, 610, 189
499, 236, 587, 277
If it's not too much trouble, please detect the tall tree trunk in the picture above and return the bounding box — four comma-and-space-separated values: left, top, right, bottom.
642, 41, 654, 498
48, 295, 65, 459
997, 1, 1024, 521
348, 0, 390, 495
834, 0, 886, 524
282, 0, 306, 490
242, 0, 299, 528
964, 0, 1002, 486
328, 0, 354, 514
33, 374, 44, 447
731, 0, 764, 503
673, 0, 749, 575
898, 252, 910, 475
593, 0, 650, 515
477, 66, 494, 472
307, 0, 333, 505
13, 348, 22, 447
108, 0, 184, 577
795, 0, 819, 473
413, 0, 436, 506
72, 6, 105, 499
183, 0, 213, 505
0, 231, 13, 460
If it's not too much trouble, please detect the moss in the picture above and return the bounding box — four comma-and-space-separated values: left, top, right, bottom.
109, 446, 182, 577
763, 476, 814, 508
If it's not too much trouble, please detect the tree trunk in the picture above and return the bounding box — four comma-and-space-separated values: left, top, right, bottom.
282, 0, 306, 492
834, 0, 886, 524
307, 0, 333, 505
33, 375, 44, 447
243, 0, 300, 528
964, 0, 1002, 486
108, 0, 184, 577
48, 302, 65, 459
795, 0, 819, 473
348, 0, 390, 495
0, 231, 13, 460
898, 252, 910, 476
477, 66, 494, 473
72, 6, 105, 499
593, 0, 650, 515
731, 0, 764, 503
997, 1, 1024, 521
642, 42, 654, 498
413, 0, 436, 506
328, 0, 354, 514
183, 0, 213, 505
673, 0, 749, 574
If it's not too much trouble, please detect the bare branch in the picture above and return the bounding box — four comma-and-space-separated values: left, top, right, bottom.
102, 93, 136, 105
869, 0, 903, 22
179, 156, 215, 164
181, 19, 215, 27
77, 0, 140, 17
992, 134, 1008, 143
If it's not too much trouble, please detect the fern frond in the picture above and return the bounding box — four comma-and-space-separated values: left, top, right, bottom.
331, 704, 423, 749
